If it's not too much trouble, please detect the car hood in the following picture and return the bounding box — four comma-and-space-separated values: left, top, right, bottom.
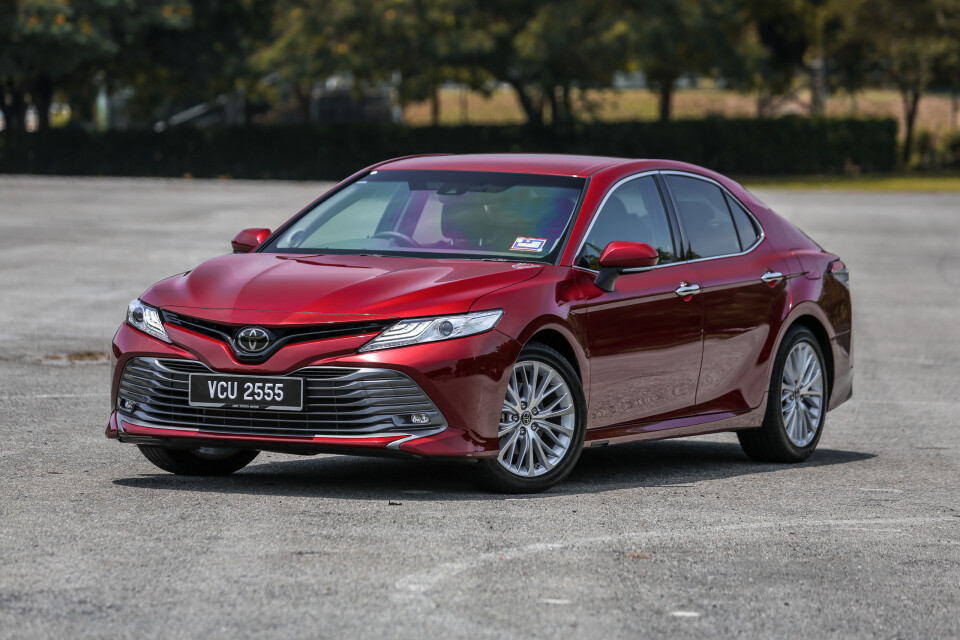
141, 253, 543, 324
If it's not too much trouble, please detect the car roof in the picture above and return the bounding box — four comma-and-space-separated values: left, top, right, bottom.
377, 153, 636, 177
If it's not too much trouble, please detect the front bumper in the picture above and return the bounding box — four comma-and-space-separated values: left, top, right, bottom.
109, 322, 520, 458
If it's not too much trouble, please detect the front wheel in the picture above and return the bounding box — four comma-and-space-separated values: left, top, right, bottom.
738, 326, 828, 462
137, 445, 259, 475
474, 343, 587, 493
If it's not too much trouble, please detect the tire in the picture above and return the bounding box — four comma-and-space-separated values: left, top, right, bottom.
137, 445, 259, 476
474, 343, 587, 493
738, 326, 829, 463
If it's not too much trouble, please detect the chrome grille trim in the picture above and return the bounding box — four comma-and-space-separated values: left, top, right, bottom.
117, 357, 446, 439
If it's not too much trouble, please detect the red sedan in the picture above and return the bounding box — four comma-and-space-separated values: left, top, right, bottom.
108, 154, 852, 493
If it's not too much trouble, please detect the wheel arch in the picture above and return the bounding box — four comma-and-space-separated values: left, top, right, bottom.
525, 328, 582, 381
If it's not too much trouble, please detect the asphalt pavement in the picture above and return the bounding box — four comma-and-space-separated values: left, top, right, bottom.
0, 176, 957, 639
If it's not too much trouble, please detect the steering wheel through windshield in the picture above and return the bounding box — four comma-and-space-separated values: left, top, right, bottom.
371, 231, 421, 248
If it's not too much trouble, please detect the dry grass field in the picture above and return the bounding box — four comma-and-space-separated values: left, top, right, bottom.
404, 86, 960, 139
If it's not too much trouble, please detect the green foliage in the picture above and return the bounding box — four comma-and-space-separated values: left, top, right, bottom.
830, 0, 960, 161
1, 1, 194, 129
939, 130, 960, 167
0, 118, 898, 178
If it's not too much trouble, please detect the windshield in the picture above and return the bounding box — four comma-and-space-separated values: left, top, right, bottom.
263, 170, 586, 263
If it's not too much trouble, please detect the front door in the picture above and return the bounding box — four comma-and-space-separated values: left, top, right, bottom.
575, 174, 704, 429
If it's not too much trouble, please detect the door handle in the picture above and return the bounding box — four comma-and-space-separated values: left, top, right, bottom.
675, 282, 701, 299
760, 271, 784, 285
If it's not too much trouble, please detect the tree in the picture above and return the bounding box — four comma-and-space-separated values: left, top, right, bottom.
114, 1, 273, 124
626, 0, 744, 121
836, 0, 960, 163
722, 0, 821, 117
251, 1, 374, 124
0, 0, 192, 131
461, 0, 631, 129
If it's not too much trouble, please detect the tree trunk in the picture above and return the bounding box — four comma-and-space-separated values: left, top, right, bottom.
547, 85, 559, 130
657, 77, 675, 122
430, 86, 440, 126
4, 79, 26, 132
809, 67, 825, 117
561, 84, 573, 128
508, 79, 543, 128
901, 87, 922, 165
294, 82, 311, 124
35, 74, 53, 130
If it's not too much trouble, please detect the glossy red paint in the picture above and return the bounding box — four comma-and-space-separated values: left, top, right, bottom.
689, 241, 794, 414
597, 241, 659, 268
142, 254, 543, 319
231, 227, 271, 253
109, 153, 852, 469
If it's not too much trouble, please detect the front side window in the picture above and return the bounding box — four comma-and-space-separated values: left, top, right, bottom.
665, 175, 741, 260
264, 170, 585, 263
577, 175, 677, 270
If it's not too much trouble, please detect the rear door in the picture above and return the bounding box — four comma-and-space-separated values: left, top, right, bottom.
661, 172, 792, 414
577, 174, 704, 428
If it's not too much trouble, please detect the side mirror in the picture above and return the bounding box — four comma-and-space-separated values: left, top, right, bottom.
231, 228, 271, 253
594, 241, 659, 292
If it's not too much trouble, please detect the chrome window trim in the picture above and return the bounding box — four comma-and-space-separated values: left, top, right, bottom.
572, 169, 766, 275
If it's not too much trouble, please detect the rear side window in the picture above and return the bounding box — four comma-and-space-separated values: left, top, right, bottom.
725, 193, 761, 251
577, 175, 677, 270
664, 175, 741, 260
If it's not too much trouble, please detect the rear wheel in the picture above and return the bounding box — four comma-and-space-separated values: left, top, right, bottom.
738, 326, 828, 462
137, 445, 259, 475
474, 343, 586, 493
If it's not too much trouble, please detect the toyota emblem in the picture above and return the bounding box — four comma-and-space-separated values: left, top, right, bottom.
236, 326, 271, 353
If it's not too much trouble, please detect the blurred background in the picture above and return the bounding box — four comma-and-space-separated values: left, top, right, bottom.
1, 0, 960, 179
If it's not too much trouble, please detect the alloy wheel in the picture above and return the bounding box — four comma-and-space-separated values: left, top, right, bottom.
780, 341, 824, 447
498, 360, 576, 477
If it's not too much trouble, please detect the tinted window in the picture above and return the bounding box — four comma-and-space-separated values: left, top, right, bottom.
725, 193, 760, 251
577, 176, 676, 270
266, 170, 584, 263
665, 175, 741, 259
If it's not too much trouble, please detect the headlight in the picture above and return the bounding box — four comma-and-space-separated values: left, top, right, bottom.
359, 309, 503, 352
126, 299, 170, 343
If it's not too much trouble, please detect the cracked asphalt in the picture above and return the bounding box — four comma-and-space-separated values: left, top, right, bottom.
0, 176, 957, 639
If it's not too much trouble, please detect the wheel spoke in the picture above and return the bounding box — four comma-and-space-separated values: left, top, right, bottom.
506, 375, 522, 407
497, 429, 519, 463
531, 369, 554, 408
525, 434, 535, 476
536, 418, 573, 436
531, 432, 555, 471
539, 391, 570, 416
537, 404, 575, 420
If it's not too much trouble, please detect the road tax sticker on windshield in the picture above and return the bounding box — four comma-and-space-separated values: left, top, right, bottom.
510, 237, 548, 252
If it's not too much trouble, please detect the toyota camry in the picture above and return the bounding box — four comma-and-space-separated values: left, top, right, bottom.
108, 154, 852, 492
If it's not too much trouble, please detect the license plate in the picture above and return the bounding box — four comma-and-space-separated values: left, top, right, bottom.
188, 374, 303, 411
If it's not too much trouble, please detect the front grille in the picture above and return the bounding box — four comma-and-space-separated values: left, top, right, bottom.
160, 311, 394, 363
117, 357, 445, 438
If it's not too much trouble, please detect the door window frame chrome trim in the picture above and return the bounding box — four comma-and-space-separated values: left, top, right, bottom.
572, 169, 766, 275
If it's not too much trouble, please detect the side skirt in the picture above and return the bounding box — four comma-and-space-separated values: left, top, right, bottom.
583, 395, 767, 449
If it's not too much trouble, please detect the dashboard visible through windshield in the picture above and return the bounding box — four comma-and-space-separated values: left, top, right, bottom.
263, 170, 586, 263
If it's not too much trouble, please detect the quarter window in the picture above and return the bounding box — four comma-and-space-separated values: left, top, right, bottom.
725, 193, 761, 251
577, 176, 677, 270
665, 175, 741, 260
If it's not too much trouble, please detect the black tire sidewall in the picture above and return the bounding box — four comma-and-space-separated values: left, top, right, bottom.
138, 445, 259, 475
